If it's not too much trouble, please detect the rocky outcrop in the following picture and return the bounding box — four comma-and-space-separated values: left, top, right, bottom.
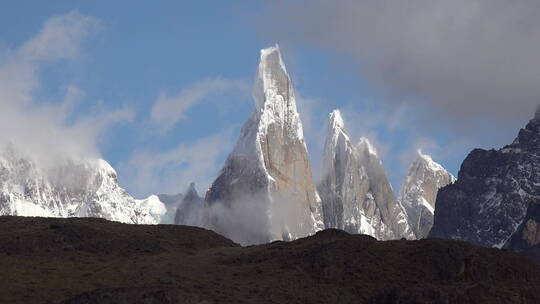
174, 183, 203, 226
317, 110, 412, 240
430, 110, 540, 249
204, 45, 323, 245
0, 143, 166, 224
505, 203, 540, 252
399, 151, 455, 239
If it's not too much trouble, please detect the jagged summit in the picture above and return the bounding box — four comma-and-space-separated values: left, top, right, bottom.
399, 151, 455, 239
357, 137, 378, 157
430, 112, 540, 249
534, 105, 540, 120
318, 109, 412, 240
175, 182, 203, 226
416, 150, 446, 172
329, 109, 346, 131
253, 44, 292, 111
0, 144, 166, 224
204, 46, 322, 245
184, 182, 199, 200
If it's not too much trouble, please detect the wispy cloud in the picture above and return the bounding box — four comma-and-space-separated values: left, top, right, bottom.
0, 11, 133, 168
117, 129, 235, 198
150, 78, 248, 133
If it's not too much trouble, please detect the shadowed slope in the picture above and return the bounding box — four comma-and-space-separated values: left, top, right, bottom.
0, 216, 538, 304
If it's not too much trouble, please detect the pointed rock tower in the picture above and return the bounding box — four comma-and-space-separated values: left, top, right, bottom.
174, 183, 203, 226
204, 45, 323, 244
318, 110, 412, 240
399, 151, 455, 239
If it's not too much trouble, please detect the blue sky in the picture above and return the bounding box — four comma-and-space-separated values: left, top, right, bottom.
0, 1, 532, 198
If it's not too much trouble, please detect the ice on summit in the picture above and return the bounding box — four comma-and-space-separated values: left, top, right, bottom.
0, 143, 167, 224
204, 45, 323, 245
318, 109, 413, 240
399, 150, 455, 239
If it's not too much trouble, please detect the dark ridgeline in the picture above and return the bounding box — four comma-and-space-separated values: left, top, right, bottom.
430, 108, 540, 254
0, 216, 539, 304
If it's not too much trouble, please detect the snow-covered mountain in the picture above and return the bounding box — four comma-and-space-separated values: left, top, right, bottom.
174, 182, 203, 226
204, 45, 323, 245
430, 109, 540, 249
399, 151, 455, 239
0, 143, 166, 224
317, 109, 413, 240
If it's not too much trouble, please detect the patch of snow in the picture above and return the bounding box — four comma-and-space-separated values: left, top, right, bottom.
14, 199, 54, 217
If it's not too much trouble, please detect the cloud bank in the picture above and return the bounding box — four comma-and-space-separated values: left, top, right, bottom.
265, 0, 540, 127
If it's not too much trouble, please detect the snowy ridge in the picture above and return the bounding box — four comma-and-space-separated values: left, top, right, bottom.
318, 109, 413, 240
357, 137, 378, 157
417, 150, 446, 172
0, 144, 167, 224
399, 151, 455, 239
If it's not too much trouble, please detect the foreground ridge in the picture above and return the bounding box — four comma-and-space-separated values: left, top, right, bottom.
0, 216, 538, 304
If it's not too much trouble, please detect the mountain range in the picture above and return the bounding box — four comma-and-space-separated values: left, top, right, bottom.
430, 109, 540, 254
4, 45, 535, 256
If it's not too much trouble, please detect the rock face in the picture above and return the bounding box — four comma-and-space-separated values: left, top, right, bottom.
0, 143, 166, 224
505, 202, 540, 252
399, 151, 455, 239
430, 110, 540, 249
174, 183, 203, 226
317, 110, 412, 240
204, 45, 323, 245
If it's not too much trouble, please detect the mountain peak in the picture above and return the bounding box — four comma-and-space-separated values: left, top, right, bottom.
400, 152, 455, 239
534, 105, 540, 120
357, 137, 378, 157
184, 182, 199, 199
329, 109, 345, 130
415, 150, 445, 172
253, 44, 293, 112
204, 46, 322, 244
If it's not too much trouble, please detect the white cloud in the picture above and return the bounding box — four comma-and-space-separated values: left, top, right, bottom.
0, 11, 133, 168
117, 130, 235, 198
150, 78, 248, 133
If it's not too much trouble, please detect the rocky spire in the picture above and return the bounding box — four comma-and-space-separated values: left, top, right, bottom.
399, 150, 455, 239
318, 109, 413, 240
204, 45, 323, 245
174, 182, 203, 226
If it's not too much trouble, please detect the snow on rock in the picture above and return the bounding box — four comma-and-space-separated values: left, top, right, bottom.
204, 45, 323, 245
430, 110, 540, 249
0, 143, 165, 224
318, 109, 413, 240
399, 150, 455, 239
